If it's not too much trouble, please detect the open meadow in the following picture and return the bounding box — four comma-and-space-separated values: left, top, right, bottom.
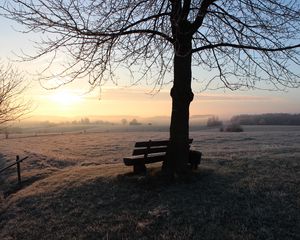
0, 126, 299, 239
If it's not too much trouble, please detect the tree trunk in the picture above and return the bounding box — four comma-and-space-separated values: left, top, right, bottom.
162, 36, 193, 177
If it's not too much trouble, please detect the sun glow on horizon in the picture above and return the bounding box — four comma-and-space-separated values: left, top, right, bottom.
24, 85, 300, 120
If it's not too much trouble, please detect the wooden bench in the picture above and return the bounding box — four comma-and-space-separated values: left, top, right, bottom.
123, 139, 201, 173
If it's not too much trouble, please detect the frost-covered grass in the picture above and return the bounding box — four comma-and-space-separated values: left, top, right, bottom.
0, 126, 299, 239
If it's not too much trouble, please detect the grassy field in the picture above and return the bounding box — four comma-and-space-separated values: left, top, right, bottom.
0, 126, 299, 239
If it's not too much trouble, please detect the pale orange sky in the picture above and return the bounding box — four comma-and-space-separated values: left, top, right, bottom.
26, 84, 300, 120
1, 16, 299, 121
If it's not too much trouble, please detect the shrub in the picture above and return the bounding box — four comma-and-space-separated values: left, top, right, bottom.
221, 122, 244, 132
207, 116, 223, 127
129, 119, 142, 125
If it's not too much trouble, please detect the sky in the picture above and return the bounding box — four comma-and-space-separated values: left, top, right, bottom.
0, 15, 299, 122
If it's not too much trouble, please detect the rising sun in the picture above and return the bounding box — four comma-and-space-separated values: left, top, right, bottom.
50, 90, 82, 106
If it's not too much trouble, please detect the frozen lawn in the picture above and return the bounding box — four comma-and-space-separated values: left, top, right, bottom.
0, 126, 299, 239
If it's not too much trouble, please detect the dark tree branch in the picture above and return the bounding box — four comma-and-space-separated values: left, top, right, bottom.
192, 0, 216, 32
0, 0, 299, 91
192, 43, 300, 53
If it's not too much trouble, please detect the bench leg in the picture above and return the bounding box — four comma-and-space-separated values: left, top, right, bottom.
133, 163, 147, 174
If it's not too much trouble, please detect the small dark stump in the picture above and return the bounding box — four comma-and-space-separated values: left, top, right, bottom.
189, 150, 202, 170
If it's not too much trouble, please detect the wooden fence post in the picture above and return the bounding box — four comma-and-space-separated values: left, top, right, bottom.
16, 155, 21, 185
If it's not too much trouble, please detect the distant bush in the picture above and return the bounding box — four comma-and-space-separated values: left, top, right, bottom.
129, 119, 142, 126
121, 118, 128, 125
207, 116, 223, 127
220, 123, 244, 132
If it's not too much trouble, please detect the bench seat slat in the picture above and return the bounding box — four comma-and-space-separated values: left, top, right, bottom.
124, 154, 166, 166
132, 146, 168, 156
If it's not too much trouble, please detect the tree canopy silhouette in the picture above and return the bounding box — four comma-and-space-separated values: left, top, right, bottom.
1, 0, 300, 177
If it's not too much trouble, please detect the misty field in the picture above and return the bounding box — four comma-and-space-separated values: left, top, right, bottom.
0, 126, 299, 239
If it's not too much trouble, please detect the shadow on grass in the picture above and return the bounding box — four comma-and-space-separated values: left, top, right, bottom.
0, 154, 76, 198
0, 166, 298, 240
2, 173, 50, 198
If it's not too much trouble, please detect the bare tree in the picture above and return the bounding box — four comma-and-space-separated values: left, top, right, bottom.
1, 0, 300, 177
0, 63, 30, 126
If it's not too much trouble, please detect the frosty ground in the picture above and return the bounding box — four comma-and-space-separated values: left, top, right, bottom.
0, 126, 299, 239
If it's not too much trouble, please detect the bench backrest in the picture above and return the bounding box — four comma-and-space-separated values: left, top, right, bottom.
132, 139, 193, 157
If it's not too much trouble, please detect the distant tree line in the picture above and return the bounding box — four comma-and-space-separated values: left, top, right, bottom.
34, 118, 115, 127
231, 114, 300, 125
